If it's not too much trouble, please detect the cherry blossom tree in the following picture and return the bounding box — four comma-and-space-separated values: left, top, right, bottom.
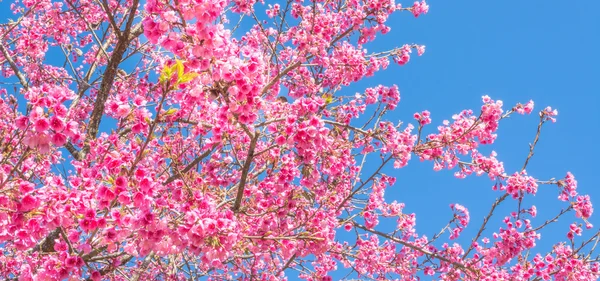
0, 0, 597, 280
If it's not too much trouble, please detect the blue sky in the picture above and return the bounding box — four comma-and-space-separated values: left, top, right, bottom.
350, 0, 600, 274
1, 0, 600, 279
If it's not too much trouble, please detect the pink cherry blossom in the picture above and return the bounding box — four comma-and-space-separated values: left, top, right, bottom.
34, 117, 50, 131
412, 1, 430, 17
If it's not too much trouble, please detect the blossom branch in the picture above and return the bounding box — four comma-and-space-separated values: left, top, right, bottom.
352, 222, 479, 276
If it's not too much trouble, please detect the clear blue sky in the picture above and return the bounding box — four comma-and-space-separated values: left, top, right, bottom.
358, 0, 600, 268
2, 0, 599, 279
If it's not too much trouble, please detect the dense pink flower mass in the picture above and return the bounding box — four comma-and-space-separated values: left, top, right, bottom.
0, 0, 597, 280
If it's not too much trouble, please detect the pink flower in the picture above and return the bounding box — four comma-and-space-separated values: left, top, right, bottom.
529, 205, 537, 217
16, 116, 28, 129
54, 241, 68, 252
276, 135, 287, 146
131, 123, 145, 134
396, 54, 410, 65
90, 271, 102, 281
84, 209, 96, 219
416, 45, 426, 56
162, 10, 178, 23
515, 100, 535, 114
412, 0, 429, 17
573, 195, 593, 219
414, 110, 431, 125
505, 171, 538, 198
118, 193, 131, 205
133, 192, 145, 208
49, 116, 65, 132
116, 104, 131, 118
54, 104, 68, 117
96, 218, 107, 229
542, 106, 558, 122
19, 194, 38, 212
98, 186, 116, 201
115, 176, 128, 188
344, 223, 353, 231
524, 100, 534, 114
64, 121, 79, 137
34, 118, 50, 131
51, 133, 67, 146
65, 256, 78, 267
81, 219, 98, 232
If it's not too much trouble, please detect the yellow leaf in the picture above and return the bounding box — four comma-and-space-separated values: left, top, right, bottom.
160, 65, 173, 85
164, 108, 178, 116
172, 59, 184, 80
322, 94, 333, 105
178, 72, 198, 84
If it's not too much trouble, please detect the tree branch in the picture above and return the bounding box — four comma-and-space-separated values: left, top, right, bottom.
0, 43, 28, 91
163, 146, 216, 185
83, 20, 142, 155
232, 134, 258, 212
353, 222, 479, 276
